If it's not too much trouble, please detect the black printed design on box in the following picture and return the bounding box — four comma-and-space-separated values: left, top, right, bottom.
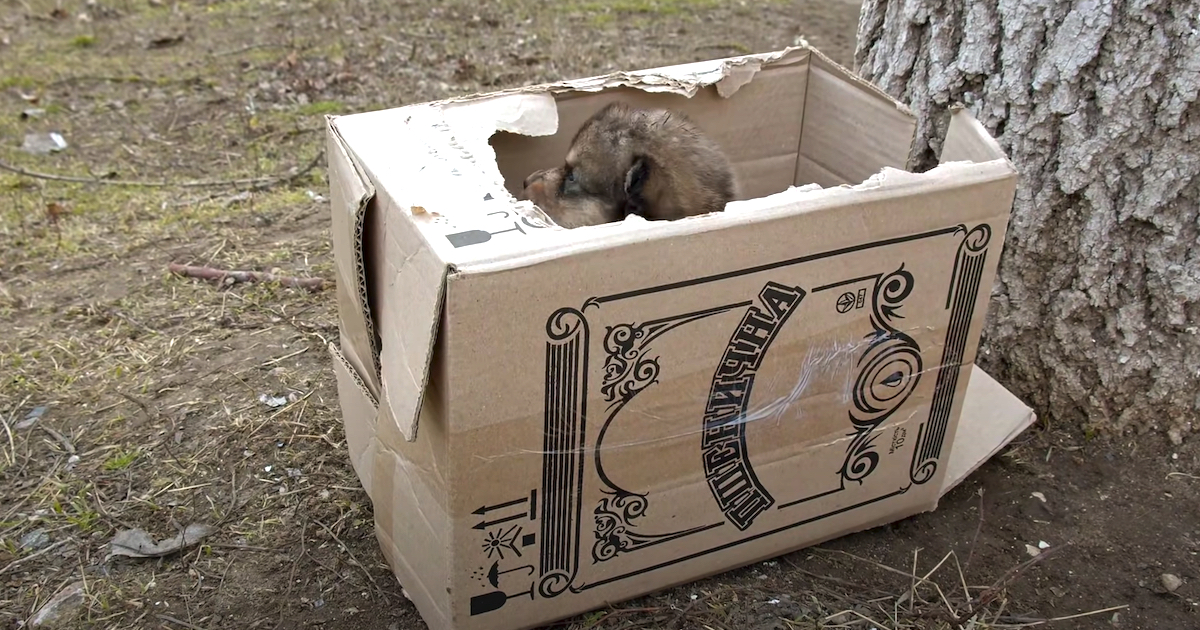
592, 304, 741, 563
445, 209, 551, 248
468, 490, 540, 615
777, 264, 922, 510
701, 283, 805, 530
913, 223, 992, 484
467, 223, 993, 617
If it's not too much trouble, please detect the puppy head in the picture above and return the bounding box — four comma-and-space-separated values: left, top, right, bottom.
520, 103, 651, 229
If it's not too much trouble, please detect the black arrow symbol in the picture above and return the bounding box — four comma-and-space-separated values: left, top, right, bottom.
473, 496, 528, 516
473, 512, 524, 530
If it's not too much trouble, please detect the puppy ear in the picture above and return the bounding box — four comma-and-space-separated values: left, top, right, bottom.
622, 156, 649, 217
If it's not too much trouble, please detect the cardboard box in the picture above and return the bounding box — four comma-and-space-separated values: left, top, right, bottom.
324, 46, 1036, 630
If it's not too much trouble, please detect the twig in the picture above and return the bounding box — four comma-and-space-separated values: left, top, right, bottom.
0, 539, 69, 576
207, 543, 276, 553
157, 614, 210, 630
118, 392, 186, 471
38, 424, 75, 454
273, 519, 305, 630
996, 604, 1129, 626
781, 557, 883, 596
1, 403, 16, 466
168, 263, 325, 292
0, 151, 322, 190
953, 544, 1067, 625
963, 487, 986, 577
668, 592, 710, 629
314, 518, 382, 593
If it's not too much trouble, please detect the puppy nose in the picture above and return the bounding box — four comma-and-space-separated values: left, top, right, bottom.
523, 169, 546, 190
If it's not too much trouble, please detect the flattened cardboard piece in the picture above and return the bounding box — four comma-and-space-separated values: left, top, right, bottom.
325, 119, 381, 399
327, 343, 378, 500
941, 367, 1037, 495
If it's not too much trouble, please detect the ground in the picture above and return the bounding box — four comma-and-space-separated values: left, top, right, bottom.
0, 1, 1197, 629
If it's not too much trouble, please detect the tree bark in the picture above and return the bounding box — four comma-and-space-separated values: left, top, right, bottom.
854, 0, 1200, 443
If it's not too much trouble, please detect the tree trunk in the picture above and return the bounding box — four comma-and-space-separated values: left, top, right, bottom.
853, 0, 1200, 443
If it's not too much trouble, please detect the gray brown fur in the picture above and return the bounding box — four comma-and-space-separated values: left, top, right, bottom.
520, 101, 737, 229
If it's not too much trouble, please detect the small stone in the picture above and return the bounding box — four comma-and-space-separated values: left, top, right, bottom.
20, 529, 50, 551
30, 580, 86, 627
1161, 573, 1183, 592
22, 132, 69, 154
16, 406, 47, 430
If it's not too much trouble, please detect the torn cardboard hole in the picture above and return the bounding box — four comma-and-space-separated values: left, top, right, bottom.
324, 45, 1027, 630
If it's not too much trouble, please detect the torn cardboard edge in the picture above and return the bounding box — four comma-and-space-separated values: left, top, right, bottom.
325, 46, 1017, 442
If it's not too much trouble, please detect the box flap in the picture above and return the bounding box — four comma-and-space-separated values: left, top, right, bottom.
798, 49, 916, 186
369, 189, 449, 444
326, 117, 381, 399
941, 365, 1037, 496
327, 116, 451, 444
327, 342, 379, 500
941, 106, 1011, 165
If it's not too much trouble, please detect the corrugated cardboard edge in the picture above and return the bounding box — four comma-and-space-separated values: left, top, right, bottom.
941, 366, 1037, 496
325, 116, 381, 399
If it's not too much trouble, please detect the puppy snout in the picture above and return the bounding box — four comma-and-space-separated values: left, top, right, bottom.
523, 169, 547, 190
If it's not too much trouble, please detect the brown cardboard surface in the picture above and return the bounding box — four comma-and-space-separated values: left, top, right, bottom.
323, 46, 1032, 630
365, 187, 449, 443
797, 52, 915, 186
327, 343, 378, 499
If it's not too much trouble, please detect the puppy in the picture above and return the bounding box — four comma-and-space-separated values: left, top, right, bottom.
520, 101, 736, 229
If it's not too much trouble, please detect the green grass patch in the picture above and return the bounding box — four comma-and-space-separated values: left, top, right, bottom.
297, 100, 345, 116
103, 449, 141, 471
573, 0, 720, 15
0, 75, 39, 90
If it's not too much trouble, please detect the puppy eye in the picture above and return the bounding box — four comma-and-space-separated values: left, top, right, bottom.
564, 170, 577, 183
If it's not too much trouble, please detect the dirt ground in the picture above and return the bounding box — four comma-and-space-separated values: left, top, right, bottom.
1, 1, 1197, 629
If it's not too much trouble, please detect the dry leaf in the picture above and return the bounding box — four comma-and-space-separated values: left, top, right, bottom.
107, 523, 216, 561
148, 34, 185, 49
